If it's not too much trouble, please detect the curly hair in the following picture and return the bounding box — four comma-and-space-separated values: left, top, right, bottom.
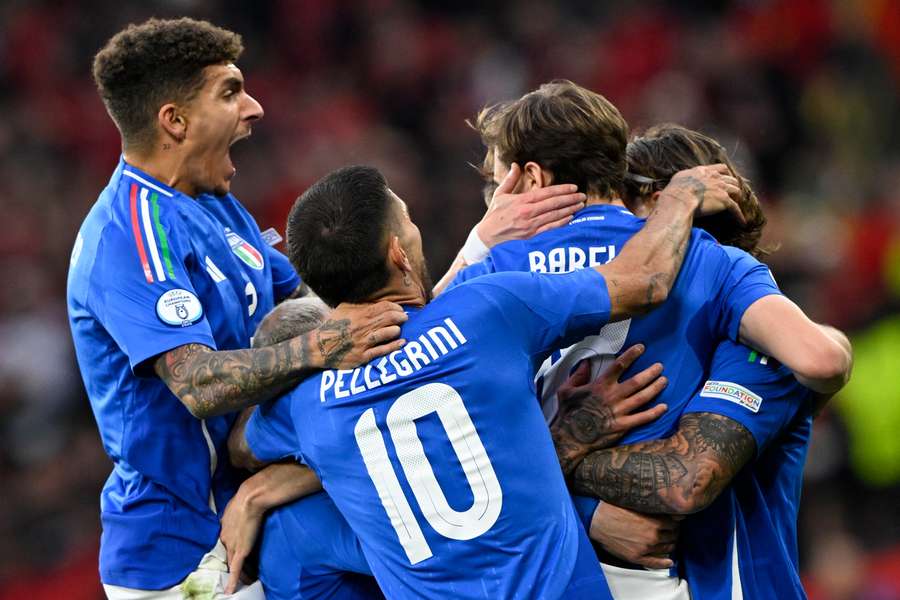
92, 18, 243, 151
625, 124, 774, 259
473, 80, 629, 200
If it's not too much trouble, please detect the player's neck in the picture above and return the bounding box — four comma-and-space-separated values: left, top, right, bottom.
367, 271, 429, 309
584, 195, 627, 208
123, 147, 199, 198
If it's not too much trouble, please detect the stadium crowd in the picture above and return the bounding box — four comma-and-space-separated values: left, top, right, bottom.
0, 0, 898, 598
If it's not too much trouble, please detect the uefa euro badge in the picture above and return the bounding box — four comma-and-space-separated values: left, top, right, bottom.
225, 229, 265, 270
157, 289, 204, 327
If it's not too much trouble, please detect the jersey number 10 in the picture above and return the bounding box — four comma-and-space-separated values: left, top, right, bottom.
353, 383, 503, 564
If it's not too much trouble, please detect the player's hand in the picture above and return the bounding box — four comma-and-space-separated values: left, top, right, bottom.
475, 163, 586, 248
314, 301, 408, 369
551, 344, 668, 477
590, 502, 681, 569
220, 486, 265, 594
662, 164, 745, 224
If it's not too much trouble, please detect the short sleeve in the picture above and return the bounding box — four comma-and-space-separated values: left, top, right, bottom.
467, 269, 611, 358
90, 209, 216, 373
571, 495, 600, 533
245, 396, 302, 463
266, 245, 302, 302
682, 340, 810, 457
713, 247, 782, 342
444, 256, 497, 292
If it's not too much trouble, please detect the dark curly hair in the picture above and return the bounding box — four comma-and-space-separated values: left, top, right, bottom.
625, 124, 774, 259
92, 18, 243, 151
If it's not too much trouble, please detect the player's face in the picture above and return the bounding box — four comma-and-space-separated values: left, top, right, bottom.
180, 63, 263, 196
390, 191, 434, 303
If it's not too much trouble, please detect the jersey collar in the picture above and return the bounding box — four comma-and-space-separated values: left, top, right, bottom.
569, 203, 635, 223
118, 156, 183, 199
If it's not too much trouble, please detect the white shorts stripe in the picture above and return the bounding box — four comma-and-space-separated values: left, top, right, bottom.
139, 188, 166, 283
731, 524, 744, 599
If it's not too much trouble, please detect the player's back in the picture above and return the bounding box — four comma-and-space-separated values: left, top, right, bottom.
679, 341, 814, 599
455, 204, 780, 443
287, 271, 612, 599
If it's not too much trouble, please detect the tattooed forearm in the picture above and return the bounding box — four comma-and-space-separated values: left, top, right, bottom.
572, 413, 756, 514
597, 179, 699, 320
552, 395, 617, 477
154, 338, 315, 419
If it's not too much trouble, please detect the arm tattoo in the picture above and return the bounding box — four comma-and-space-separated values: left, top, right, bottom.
154, 336, 313, 419
552, 389, 618, 477
314, 318, 353, 368
572, 413, 756, 514
154, 313, 358, 418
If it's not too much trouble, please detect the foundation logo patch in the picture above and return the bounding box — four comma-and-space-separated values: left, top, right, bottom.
700, 380, 762, 413
225, 230, 264, 270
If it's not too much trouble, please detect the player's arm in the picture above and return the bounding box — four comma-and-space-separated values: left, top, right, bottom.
595, 165, 743, 321
220, 461, 322, 594
571, 412, 755, 514
153, 301, 408, 419
738, 295, 852, 394
551, 344, 669, 478
228, 406, 265, 471
433, 163, 586, 296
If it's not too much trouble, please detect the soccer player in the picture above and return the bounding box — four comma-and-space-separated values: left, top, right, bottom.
67, 18, 409, 598
226, 299, 668, 600
554, 125, 846, 599
442, 81, 850, 596
228, 162, 741, 599
224, 297, 383, 600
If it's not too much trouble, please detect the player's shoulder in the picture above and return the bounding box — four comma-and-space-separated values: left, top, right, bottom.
711, 339, 803, 389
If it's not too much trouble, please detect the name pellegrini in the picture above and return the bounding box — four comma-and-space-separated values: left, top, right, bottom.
320, 318, 468, 402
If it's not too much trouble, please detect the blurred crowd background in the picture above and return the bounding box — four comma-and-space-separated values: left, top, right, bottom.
0, 0, 898, 598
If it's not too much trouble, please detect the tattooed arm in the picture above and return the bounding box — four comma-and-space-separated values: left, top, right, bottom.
595, 164, 742, 321
572, 412, 756, 514
153, 301, 408, 419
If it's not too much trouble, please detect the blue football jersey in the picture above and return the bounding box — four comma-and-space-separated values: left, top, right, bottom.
448, 204, 782, 445
259, 492, 382, 600
679, 341, 813, 600
66, 157, 300, 588
246, 269, 615, 600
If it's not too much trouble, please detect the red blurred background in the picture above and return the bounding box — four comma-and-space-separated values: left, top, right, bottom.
0, 1, 898, 598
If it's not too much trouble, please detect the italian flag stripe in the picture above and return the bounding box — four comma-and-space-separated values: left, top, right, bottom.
129, 183, 154, 283
140, 188, 166, 282
151, 192, 176, 280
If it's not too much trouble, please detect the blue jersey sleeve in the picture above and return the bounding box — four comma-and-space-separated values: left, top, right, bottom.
467, 268, 612, 358
89, 205, 216, 373
682, 340, 811, 457
266, 245, 302, 302
245, 396, 303, 463
444, 256, 496, 292
712, 247, 782, 342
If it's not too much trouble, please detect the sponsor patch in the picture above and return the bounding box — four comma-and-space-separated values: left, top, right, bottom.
156, 289, 203, 327
225, 229, 265, 270
700, 380, 762, 413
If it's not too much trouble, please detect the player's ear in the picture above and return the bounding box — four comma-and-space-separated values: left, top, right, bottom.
522, 161, 553, 190
387, 235, 413, 273
648, 191, 662, 213
158, 103, 187, 144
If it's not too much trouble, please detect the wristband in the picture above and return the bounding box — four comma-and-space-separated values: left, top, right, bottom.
461, 225, 490, 264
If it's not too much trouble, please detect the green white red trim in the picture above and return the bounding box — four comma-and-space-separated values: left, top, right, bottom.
128, 181, 176, 284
